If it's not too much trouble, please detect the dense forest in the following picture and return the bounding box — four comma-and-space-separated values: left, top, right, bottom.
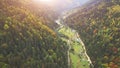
64, 0, 120, 68
0, 0, 120, 68
0, 0, 68, 68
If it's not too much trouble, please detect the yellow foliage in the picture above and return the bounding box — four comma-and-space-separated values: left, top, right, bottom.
1, 43, 8, 49
4, 24, 9, 30
104, 56, 109, 60
108, 5, 120, 13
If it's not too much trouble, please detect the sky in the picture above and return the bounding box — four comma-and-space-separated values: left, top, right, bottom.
76, 0, 90, 4
67, 0, 90, 8
33, 0, 90, 11
57, 0, 90, 11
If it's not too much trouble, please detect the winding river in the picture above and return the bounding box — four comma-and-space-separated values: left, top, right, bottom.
55, 12, 94, 68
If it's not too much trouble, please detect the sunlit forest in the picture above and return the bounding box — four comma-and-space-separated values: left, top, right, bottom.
0, 0, 120, 68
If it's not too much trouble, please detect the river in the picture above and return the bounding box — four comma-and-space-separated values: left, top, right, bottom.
55, 12, 94, 68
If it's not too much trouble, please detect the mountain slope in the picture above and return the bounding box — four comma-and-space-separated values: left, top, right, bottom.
64, 0, 120, 67
0, 0, 68, 68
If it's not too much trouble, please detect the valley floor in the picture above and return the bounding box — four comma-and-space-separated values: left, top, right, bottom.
57, 26, 91, 68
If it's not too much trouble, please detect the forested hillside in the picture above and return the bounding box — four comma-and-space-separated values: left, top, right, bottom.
26, 1, 59, 29
0, 0, 120, 68
64, 0, 120, 67
0, 0, 68, 68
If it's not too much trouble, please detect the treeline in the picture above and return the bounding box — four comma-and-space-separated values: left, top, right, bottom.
64, 0, 120, 68
0, 0, 68, 68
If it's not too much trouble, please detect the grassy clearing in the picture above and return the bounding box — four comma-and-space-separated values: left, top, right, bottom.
58, 26, 90, 68
59, 27, 74, 38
